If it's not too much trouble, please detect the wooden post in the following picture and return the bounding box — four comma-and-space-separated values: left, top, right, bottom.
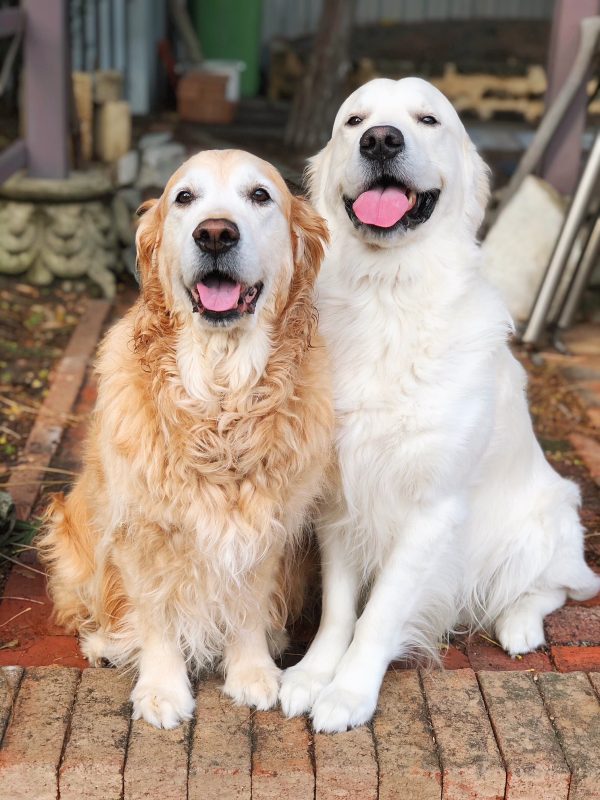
24, 0, 70, 179
541, 0, 600, 194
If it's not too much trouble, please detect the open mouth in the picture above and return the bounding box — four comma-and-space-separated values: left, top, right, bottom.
189, 271, 263, 324
344, 178, 440, 233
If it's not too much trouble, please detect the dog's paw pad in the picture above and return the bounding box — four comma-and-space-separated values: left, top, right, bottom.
279, 667, 332, 718
223, 663, 281, 710
311, 685, 376, 733
131, 683, 195, 729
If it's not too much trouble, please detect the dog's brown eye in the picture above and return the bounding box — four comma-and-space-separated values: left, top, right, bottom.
346, 115, 363, 126
419, 115, 439, 126
251, 187, 271, 204
175, 190, 193, 205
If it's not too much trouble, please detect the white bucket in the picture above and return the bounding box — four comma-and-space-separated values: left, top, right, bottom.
199, 59, 246, 102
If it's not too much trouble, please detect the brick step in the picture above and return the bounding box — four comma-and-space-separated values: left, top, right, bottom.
1, 666, 600, 799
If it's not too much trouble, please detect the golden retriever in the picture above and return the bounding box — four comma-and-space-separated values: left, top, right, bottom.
39, 149, 333, 729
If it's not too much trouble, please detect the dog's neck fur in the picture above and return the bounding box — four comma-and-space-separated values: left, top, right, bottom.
176, 320, 273, 407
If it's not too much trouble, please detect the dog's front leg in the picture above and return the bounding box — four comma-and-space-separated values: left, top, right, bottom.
280, 530, 360, 717
222, 552, 282, 710
131, 628, 194, 729
310, 497, 461, 733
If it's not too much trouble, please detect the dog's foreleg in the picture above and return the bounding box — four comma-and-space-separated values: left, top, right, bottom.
280, 531, 360, 717
222, 551, 283, 710
310, 497, 460, 732
130, 629, 194, 729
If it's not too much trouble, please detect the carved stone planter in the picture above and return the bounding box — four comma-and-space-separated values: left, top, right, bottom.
0, 170, 121, 297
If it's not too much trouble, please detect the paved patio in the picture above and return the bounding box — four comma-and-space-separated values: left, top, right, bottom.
0, 300, 599, 798
1, 664, 600, 800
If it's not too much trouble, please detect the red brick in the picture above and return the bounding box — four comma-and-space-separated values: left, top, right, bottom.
188, 676, 251, 800
252, 710, 314, 800
551, 646, 600, 672
0, 666, 80, 800
0, 596, 65, 638
442, 645, 471, 669
124, 716, 190, 800
467, 636, 554, 672
0, 635, 87, 668
567, 592, 600, 608
545, 605, 600, 645
422, 668, 505, 800
5, 299, 111, 519
537, 671, 600, 799
0, 667, 22, 742
375, 670, 441, 800
315, 722, 377, 799
569, 433, 600, 485
59, 668, 132, 800
478, 671, 569, 799
2, 558, 48, 601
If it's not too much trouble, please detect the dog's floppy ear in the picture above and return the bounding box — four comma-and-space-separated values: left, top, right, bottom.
135, 198, 162, 285
462, 135, 491, 237
290, 195, 329, 284
305, 141, 333, 209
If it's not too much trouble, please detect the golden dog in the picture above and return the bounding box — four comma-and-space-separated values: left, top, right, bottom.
39, 150, 332, 728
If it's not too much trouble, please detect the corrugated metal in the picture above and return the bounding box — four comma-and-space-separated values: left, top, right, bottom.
69, 0, 166, 114
261, 0, 556, 41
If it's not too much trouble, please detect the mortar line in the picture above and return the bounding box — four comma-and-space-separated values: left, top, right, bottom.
417, 667, 444, 799
533, 673, 574, 799
474, 670, 508, 800
56, 668, 82, 800
0, 665, 25, 747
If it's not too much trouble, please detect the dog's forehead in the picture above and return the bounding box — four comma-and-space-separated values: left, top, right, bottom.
334, 77, 458, 130
165, 149, 288, 199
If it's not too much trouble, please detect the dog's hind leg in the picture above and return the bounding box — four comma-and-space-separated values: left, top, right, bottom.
494, 588, 566, 656
38, 484, 98, 632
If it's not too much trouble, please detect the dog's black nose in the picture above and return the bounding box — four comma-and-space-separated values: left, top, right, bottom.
193, 218, 240, 255
359, 126, 404, 161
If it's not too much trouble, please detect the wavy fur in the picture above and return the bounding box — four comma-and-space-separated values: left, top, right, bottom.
39, 150, 333, 728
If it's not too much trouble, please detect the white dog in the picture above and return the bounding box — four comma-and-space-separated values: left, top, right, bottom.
279, 77, 600, 733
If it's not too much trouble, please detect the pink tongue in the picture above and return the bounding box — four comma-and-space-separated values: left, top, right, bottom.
197, 279, 241, 312
352, 186, 410, 227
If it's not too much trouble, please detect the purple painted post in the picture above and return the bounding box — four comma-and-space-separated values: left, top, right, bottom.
541, 0, 600, 195
23, 0, 70, 179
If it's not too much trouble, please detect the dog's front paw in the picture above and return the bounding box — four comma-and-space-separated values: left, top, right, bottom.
311, 684, 377, 733
223, 661, 281, 710
496, 612, 546, 656
279, 665, 332, 718
131, 679, 195, 729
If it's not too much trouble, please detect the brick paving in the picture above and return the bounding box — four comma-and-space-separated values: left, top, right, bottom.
0, 666, 599, 799
0, 295, 599, 795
